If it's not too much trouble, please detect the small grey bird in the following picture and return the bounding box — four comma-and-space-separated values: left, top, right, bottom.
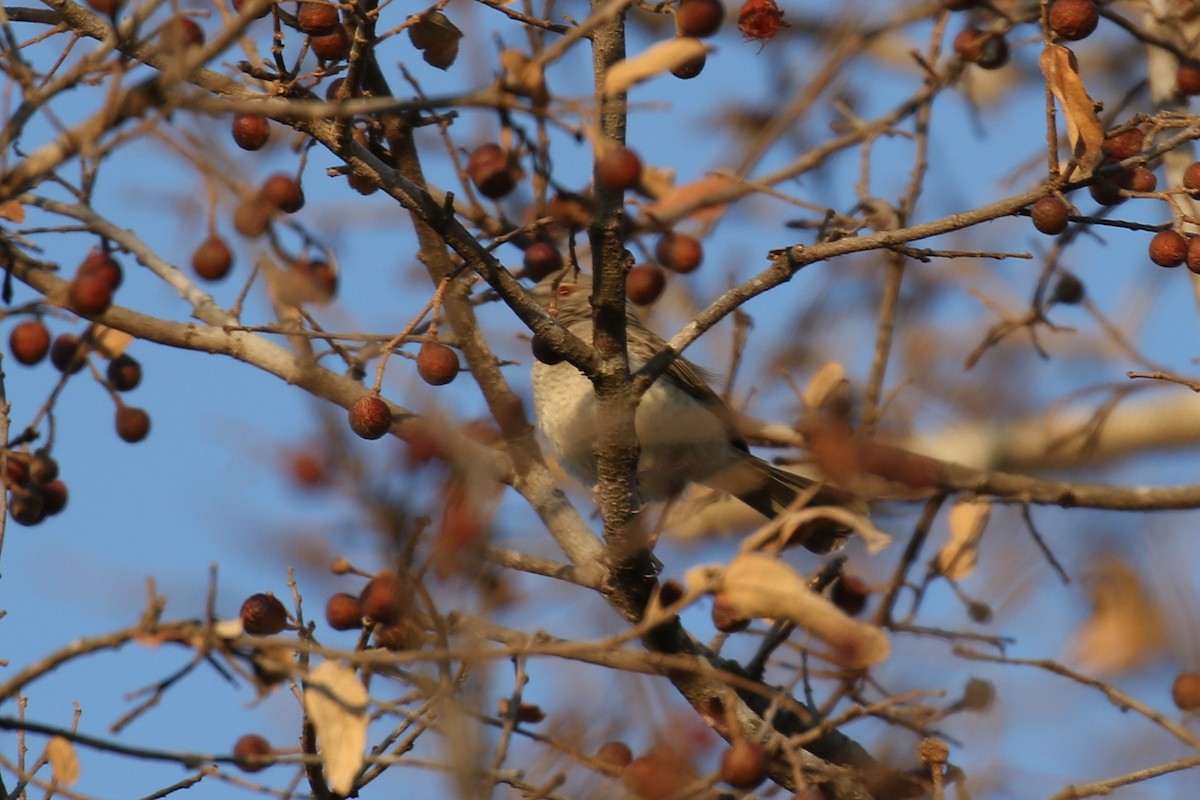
529, 271, 849, 553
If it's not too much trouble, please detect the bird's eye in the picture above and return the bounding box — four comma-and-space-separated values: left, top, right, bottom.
556, 284, 573, 298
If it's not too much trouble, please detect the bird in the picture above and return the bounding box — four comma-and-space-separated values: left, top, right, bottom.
529, 271, 852, 553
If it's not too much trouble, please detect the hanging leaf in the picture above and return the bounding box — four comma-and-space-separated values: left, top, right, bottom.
604, 38, 709, 96
305, 661, 369, 795
933, 497, 991, 580
1039, 44, 1104, 173
45, 736, 80, 786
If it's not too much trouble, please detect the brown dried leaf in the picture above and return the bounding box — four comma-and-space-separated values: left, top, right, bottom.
0, 200, 25, 223
604, 38, 709, 96
1039, 44, 1104, 173
408, 10, 462, 70
934, 498, 991, 580
45, 736, 80, 786
305, 661, 368, 795
803, 362, 847, 411
1067, 556, 1166, 675
89, 324, 134, 359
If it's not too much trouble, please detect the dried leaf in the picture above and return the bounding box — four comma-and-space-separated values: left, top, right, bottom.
604, 38, 709, 95
212, 618, 245, 639
1039, 44, 1104, 173
0, 200, 25, 223
408, 10, 462, 70
89, 324, 134, 359
499, 49, 548, 103
305, 661, 368, 795
803, 362, 847, 411
45, 736, 79, 786
688, 554, 890, 667
1066, 556, 1166, 675
934, 498, 991, 580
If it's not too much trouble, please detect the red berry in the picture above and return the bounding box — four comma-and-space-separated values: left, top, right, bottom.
1048, 0, 1098, 41
115, 406, 151, 442
325, 592, 364, 630
233, 734, 273, 772
360, 571, 409, 624
161, 15, 204, 50
416, 341, 460, 386
1149, 229, 1188, 268
348, 395, 391, 439
531, 334, 565, 366
50, 334, 88, 374
297, 1, 339, 34
830, 575, 871, 617
86, 0, 123, 14
1128, 166, 1157, 193
232, 114, 271, 151
232, 0, 272, 19
9, 488, 46, 526
41, 479, 68, 516
259, 174, 305, 213
106, 353, 142, 392
1051, 273, 1085, 304
547, 191, 594, 231
737, 0, 789, 43
310, 27, 350, 60
1173, 672, 1200, 711
1030, 196, 1070, 235
720, 740, 769, 790
1179, 58, 1200, 96
1187, 236, 1200, 274
192, 235, 234, 281
596, 741, 633, 768
655, 232, 703, 274
625, 264, 666, 306
5, 456, 29, 487
676, 0, 724, 38
1184, 161, 1200, 191
467, 143, 517, 199
671, 45, 706, 79
10, 320, 50, 366
954, 27, 1008, 69
68, 271, 114, 316
240, 592, 288, 635
1088, 176, 1125, 206
522, 242, 564, 281
80, 249, 123, 290
596, 145, 643, 193
28, 451, 58, 484
1102, 128, 1143, 160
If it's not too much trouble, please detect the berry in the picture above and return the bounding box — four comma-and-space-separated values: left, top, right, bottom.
623, 747, 693, 799
655, 232, 703, 274
522, 242, 564, 281
1128, 166, 1157, 193
417, 341, 460, 386
1088, 176, 1125, 206
1172, 672, 1200, 711
240, 593, 288, 635
961, 677, 995, 711
41, 480, 68, 516
360, 571, 409, 624
711, 593, 750, 633
232, 114, 271, 151
737, 0, 789, 42
288, 450, 326, 487
233, 198, 272, 238
547, 191, 593, 231
10, 320, 51, 366
1050, 273, 1085, 304
297, 1, 339, 34
1048, 0, 1099, 41
954, 28, 1008, 69
596, 741, 633, 768
9, 488, 45, 526
531, 334, 565, 366
1185, 161, 1200, 191
671, 46, 706, 79
467, 144, 517, 199
259, 174, 305, 213
68, 271, 114, 316
720, 740, 768, 790
676, 0, 724, 38
161, 16, 204, 50
86, 0, 123, 14
830, 575, 871, 617
1030, 196, 1070, 235
80, 249, 123, 290
192, 235, 234, 281
1187, 237, 1200, 274
28, 451, 58, 484
596, 145, 643, 193
233, 734, 273, 772
325, 592, 364, 630
942, 0, 977, 8
625, 264, 666, 306
1149, 229, 1188, 267
1180, 58, 1200, 96
233, 0, 272, 19
1102, 128, 1143, 160
106, 353, 142, 392
50, 334, 88, 374
115, 406, 151, 442
5, 456, 29, 487
310, 27, 350, 60
348, 395, 391, 440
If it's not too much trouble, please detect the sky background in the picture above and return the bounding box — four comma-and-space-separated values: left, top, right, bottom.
3, 0, 1200, 798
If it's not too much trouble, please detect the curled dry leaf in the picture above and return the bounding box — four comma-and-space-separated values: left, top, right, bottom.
643, 173, 739, 225
408, 9, 462, 70
1066, 556, 1166, 676
45, 736, 80, 786
604, 37, 709, 95
499, 49, 548, 104
305, 661, 369, 795
803, 362, 847, 412
1039, 44, 1104, 174
934, 497, 991, 580
0, 199, 25, 223
687, 553, 890, 667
